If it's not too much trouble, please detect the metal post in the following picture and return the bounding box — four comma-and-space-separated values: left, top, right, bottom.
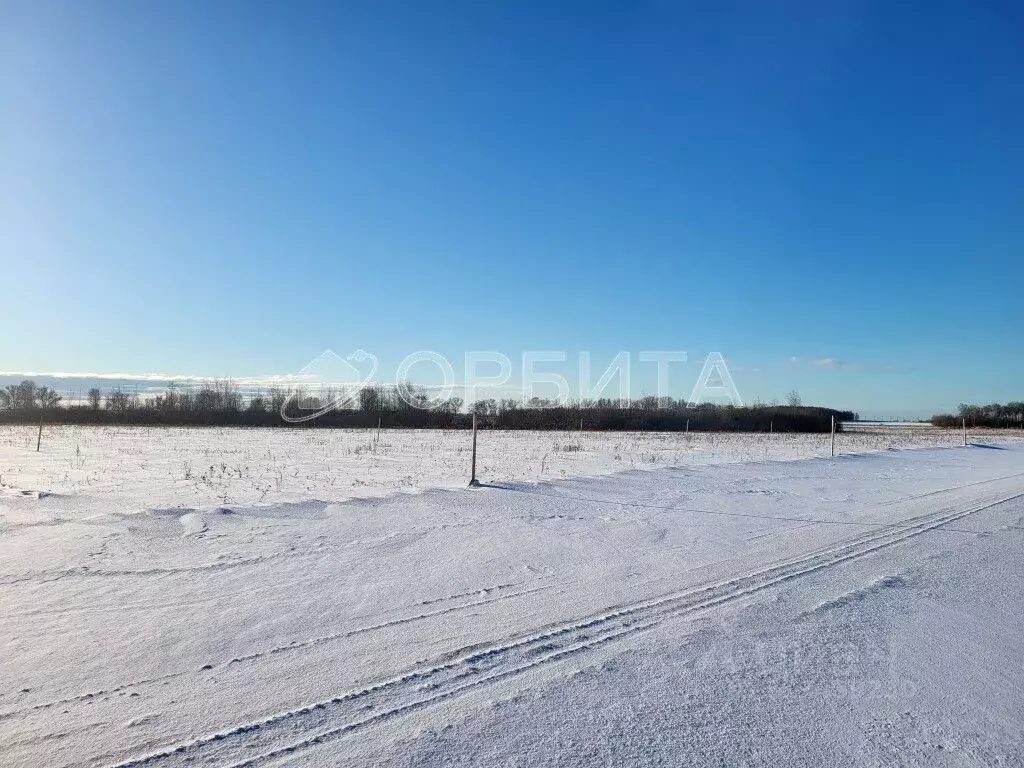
963, 417, 967, 446
830, 415, 835, 457
469, 412, 480, 487
37, 410, 43, 452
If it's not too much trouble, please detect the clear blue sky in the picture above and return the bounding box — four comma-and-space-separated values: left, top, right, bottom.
1, 1, 1022, 417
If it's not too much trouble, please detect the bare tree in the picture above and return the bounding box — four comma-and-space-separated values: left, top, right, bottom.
36, 387, 62, 409
247, 395, 268, 415
4, 380, 37, 409
358, 386, 382, 413
786, 389, 802, 407
105, 390, 134, 412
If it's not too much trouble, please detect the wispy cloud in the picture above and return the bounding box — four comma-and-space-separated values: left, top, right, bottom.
0, 370, 557, 394
0, 370, 312, 387
786, 357, 886, 372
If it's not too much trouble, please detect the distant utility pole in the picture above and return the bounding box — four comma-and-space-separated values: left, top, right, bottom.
469, 412, 480, 487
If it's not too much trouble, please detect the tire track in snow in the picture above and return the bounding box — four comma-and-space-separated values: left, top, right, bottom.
0, 580, 549, 723
109, 485, 1024, 768
492, 469, 1024, 532
0, 520, 479, 588
0, 558, 271, 586
6, 578, 533, 620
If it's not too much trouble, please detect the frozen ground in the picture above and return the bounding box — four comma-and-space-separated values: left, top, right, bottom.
1, 428, 1023, 766
2, 423, 1022, 509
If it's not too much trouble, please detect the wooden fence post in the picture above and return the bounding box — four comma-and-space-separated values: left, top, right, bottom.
469, 413, 480, 487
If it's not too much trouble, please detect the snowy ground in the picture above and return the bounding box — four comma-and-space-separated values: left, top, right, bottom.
1, 427, 1023, 766
2, 423, 1021, 509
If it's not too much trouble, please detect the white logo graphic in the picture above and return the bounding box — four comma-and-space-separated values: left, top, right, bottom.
281, 349, 378, 422
687, 352, 743, 407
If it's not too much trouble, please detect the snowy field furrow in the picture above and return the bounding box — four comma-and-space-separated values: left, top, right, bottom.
1, 427, 1023, 766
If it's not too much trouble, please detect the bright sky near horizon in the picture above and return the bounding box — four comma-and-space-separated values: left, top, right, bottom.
1, 1, 1022, 418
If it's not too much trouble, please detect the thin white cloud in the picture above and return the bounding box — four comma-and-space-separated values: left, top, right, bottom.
0, 370, 540, 395
0, 370, 317, 387
0, 370, 202, 381
785, 357, 885, 372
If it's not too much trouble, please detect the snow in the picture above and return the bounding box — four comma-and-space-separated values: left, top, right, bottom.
1, 426, 1023, 766
2, 423, 1021, 510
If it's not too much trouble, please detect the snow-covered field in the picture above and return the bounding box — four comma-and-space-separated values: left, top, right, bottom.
2, 423, 1021, 510
2, 426, 1024, 766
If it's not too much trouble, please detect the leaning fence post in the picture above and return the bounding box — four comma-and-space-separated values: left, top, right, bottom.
830, 415, 835, 457
37, 410, 44, 452
469, 412, 480, 487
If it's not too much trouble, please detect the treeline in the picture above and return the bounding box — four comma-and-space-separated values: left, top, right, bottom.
932, 402, 1024, 429
0, 379, 855, 433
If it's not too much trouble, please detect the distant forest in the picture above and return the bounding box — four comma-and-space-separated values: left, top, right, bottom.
0, 378, 856, 433
932, 402, 1024, 429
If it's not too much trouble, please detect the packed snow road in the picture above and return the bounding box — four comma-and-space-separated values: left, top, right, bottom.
1, 441, 1023, 766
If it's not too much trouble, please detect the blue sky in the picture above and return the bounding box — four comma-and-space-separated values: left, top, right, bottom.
1, 1, 1022, 417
